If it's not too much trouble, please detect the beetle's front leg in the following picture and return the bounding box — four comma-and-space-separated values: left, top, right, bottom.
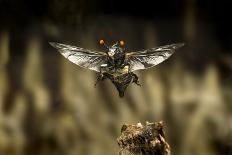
94, 74, 104, 87
94, 64, 107, 87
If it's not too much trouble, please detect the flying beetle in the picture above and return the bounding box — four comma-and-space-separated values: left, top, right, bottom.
49, 40, 184, 97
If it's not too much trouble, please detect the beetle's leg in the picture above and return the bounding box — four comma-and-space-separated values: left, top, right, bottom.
95, 64, 107, 87
131, 72, 141, 86
94, 74, 104, 87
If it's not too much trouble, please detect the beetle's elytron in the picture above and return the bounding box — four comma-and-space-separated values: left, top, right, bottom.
50, 40, 184, 97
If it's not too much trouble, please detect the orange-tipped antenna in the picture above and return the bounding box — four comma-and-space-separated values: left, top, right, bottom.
119, 40, 125, 47
99, 39, 105, 45
99, 39, 109, 49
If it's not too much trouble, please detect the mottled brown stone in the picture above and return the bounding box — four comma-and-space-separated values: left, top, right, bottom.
117, 121, 170, 155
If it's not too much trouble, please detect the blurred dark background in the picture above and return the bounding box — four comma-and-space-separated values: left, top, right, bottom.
0, 0, 231, 155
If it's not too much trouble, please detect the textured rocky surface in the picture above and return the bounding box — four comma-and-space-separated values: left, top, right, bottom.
117, 121, 170, 155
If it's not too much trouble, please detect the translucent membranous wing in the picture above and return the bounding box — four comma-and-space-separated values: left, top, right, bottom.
126, 43, 184, 71
49, 42, 107, 72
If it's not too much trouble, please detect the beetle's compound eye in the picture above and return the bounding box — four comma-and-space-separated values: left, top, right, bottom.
119, 40, 125, 47
99, 39, 105, 45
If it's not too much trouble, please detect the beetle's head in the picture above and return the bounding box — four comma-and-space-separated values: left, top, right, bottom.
99, 40, 125, 57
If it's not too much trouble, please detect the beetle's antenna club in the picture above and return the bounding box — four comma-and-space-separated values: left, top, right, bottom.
99, 39, 109, 49
119, 40, 125, 47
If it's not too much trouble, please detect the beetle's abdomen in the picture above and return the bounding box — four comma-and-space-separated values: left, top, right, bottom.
107, 65, 129, 77
103, 72, 133, 97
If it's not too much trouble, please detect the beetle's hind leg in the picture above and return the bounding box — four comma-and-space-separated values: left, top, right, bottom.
131, 72, 141, 86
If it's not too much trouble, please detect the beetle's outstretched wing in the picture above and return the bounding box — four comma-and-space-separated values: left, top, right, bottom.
126, 43, 184, 72
50, 42, 107, 72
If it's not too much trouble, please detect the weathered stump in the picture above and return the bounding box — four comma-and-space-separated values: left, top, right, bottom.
117, 121, 171, 155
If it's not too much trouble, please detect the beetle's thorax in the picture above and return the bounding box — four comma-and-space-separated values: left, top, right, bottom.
107, 45, 126, 68
108, 47, 117, 58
